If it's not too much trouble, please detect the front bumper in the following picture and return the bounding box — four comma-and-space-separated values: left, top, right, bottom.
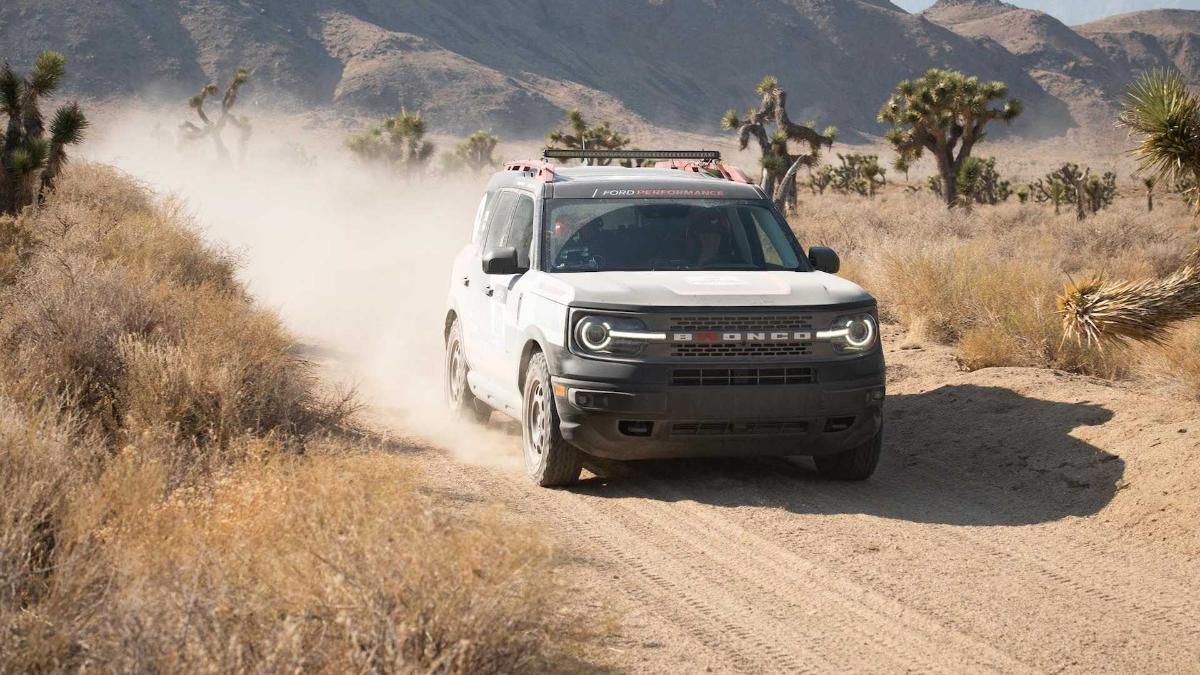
551, 350, 885, 460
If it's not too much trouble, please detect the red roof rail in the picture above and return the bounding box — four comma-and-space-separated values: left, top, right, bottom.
654, 160, 753, 184
504, 160, 556, 182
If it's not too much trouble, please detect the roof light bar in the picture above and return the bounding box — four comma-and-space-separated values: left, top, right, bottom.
542, 149, 721, 162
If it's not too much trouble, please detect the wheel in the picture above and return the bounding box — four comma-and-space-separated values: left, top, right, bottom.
445, 319, 491, 424
521, 352, 583, 487
813, 427, 882, 481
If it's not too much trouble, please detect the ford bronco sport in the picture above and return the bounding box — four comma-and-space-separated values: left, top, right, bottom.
445, 149, 884, 486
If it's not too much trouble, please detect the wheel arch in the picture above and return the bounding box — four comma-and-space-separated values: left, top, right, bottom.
517, 338, 544, 393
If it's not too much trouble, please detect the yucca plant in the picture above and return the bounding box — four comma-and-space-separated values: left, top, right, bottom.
452, 130, 499, 173
722, 76, 835, 209
0, 52, 88, 215
878, 69, 1021, 208
1118, 68, 1200, 214
1059, 249, 1200, 345
1060, 69, 1200, 345
1142, 176, 1156, 212
179, 67, 252, 164
546, 110, 630, 165
346, 109, 435, 175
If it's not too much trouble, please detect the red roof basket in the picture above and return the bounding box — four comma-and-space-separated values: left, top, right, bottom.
503, 160, 556, 183
653, 159, 753, 184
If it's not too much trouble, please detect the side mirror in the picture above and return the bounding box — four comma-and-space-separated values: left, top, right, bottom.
808, 246, 840, 274
482, 246, 522, 275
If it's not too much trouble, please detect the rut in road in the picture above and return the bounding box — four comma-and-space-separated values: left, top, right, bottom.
422, 448, 1035, 674
414, 428, 1200, 674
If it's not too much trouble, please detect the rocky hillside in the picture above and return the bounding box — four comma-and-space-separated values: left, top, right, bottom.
0, 0, 1193, 138
925, 1, 1200, 128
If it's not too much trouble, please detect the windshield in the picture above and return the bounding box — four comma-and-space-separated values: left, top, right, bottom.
543, 199, 807, 273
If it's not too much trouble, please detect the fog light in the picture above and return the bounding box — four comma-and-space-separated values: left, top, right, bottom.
619, 421, 654, 437
575, 392, 593, 407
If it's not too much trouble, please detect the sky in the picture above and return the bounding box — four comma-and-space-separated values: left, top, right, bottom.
892, 0, 1200, 25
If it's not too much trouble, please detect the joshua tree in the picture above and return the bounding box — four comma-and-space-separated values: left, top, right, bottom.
1016, 185, 1031, 204
878, 69, 1022, 208
0, 52, 88, 215
809, 165, 834, 195
947, 156, 1010, 207
827, 153, 885, 198
1142, 176, 1156, 212
1031, 163, 1114, 219
722, 76, 835, 209
546, 110, 629, 165
894, 155, 912, 183
452, 130, 500, 173
180, 67, 252, 164
346, 109, 435, 175
1059, 248, 1200, 346
1119, 68, 1200, 215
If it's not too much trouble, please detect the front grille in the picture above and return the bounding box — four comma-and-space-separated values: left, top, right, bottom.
672, 342, 813, 358
668, 314, 815, 332
672, 367, 816, 386
670, 420, 810, 437
666, 313, 815, 359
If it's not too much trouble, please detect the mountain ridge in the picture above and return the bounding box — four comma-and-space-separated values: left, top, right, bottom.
0, 1, 1195, 138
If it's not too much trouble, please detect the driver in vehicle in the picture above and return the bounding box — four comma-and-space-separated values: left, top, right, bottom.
687, 208, 740, 269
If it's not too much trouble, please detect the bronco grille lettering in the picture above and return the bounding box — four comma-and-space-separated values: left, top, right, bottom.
671, 331, 813, 343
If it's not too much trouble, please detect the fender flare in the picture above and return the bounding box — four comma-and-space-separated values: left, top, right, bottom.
516, 325, 563, 392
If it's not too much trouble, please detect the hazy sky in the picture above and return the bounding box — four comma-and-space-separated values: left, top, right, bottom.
892, 0, 1200, 25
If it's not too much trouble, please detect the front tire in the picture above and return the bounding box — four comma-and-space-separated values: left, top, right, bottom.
445, 319, 491, 424
813, 428, 882, 481
522, 352, 582, 487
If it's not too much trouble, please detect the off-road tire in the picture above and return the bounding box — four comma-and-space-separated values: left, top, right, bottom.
813, 427, 882, 481
445, 319, 491, 424
522, 352, 583, 487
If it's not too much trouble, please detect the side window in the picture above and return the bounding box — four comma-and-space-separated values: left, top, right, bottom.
472, 193, 493, 244
482, 191, 518, 252
503, 195, 536, 269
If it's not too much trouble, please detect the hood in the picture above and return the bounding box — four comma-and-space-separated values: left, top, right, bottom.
529, 270, 874, 310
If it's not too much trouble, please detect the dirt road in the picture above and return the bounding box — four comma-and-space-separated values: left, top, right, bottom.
389, 330, 1200, 674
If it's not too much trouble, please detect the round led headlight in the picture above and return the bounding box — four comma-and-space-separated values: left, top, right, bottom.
572, 314, 659, 358
844, 315, 876, 349
825, 313, 878, 353
576, 318, 613, 351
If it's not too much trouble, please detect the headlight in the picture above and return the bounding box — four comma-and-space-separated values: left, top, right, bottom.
572, 314, 662, 358
820, 313, 878, 353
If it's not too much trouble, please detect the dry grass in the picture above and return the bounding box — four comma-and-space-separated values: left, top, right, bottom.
1143, 320, 1200, 401
0, 164, 587, 673
792, 188, 1200, 380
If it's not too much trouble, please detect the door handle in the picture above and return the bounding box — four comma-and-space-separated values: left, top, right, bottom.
461, 276, 470, 287
483, 286, 494, 297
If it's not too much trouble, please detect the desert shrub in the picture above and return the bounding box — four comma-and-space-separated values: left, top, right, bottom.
0, 163, 586, 672
0, 400, 100, 611
793, 192, 1194, 377
4, 451, 583, 673
1150, 321, 1200, 399
0, 164, 333, 445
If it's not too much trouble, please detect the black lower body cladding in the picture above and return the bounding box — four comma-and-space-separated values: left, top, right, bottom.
549, 349, 884, 461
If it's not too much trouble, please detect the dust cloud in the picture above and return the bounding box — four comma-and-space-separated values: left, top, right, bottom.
81, 107, 523, 469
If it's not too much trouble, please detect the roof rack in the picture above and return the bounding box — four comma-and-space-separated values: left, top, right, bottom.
503, 159, 556, 182
543, 148, 721, 162
539, 148, 752, 185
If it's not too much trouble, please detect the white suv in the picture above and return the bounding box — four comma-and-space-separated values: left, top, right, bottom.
445, 150, 885, 486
